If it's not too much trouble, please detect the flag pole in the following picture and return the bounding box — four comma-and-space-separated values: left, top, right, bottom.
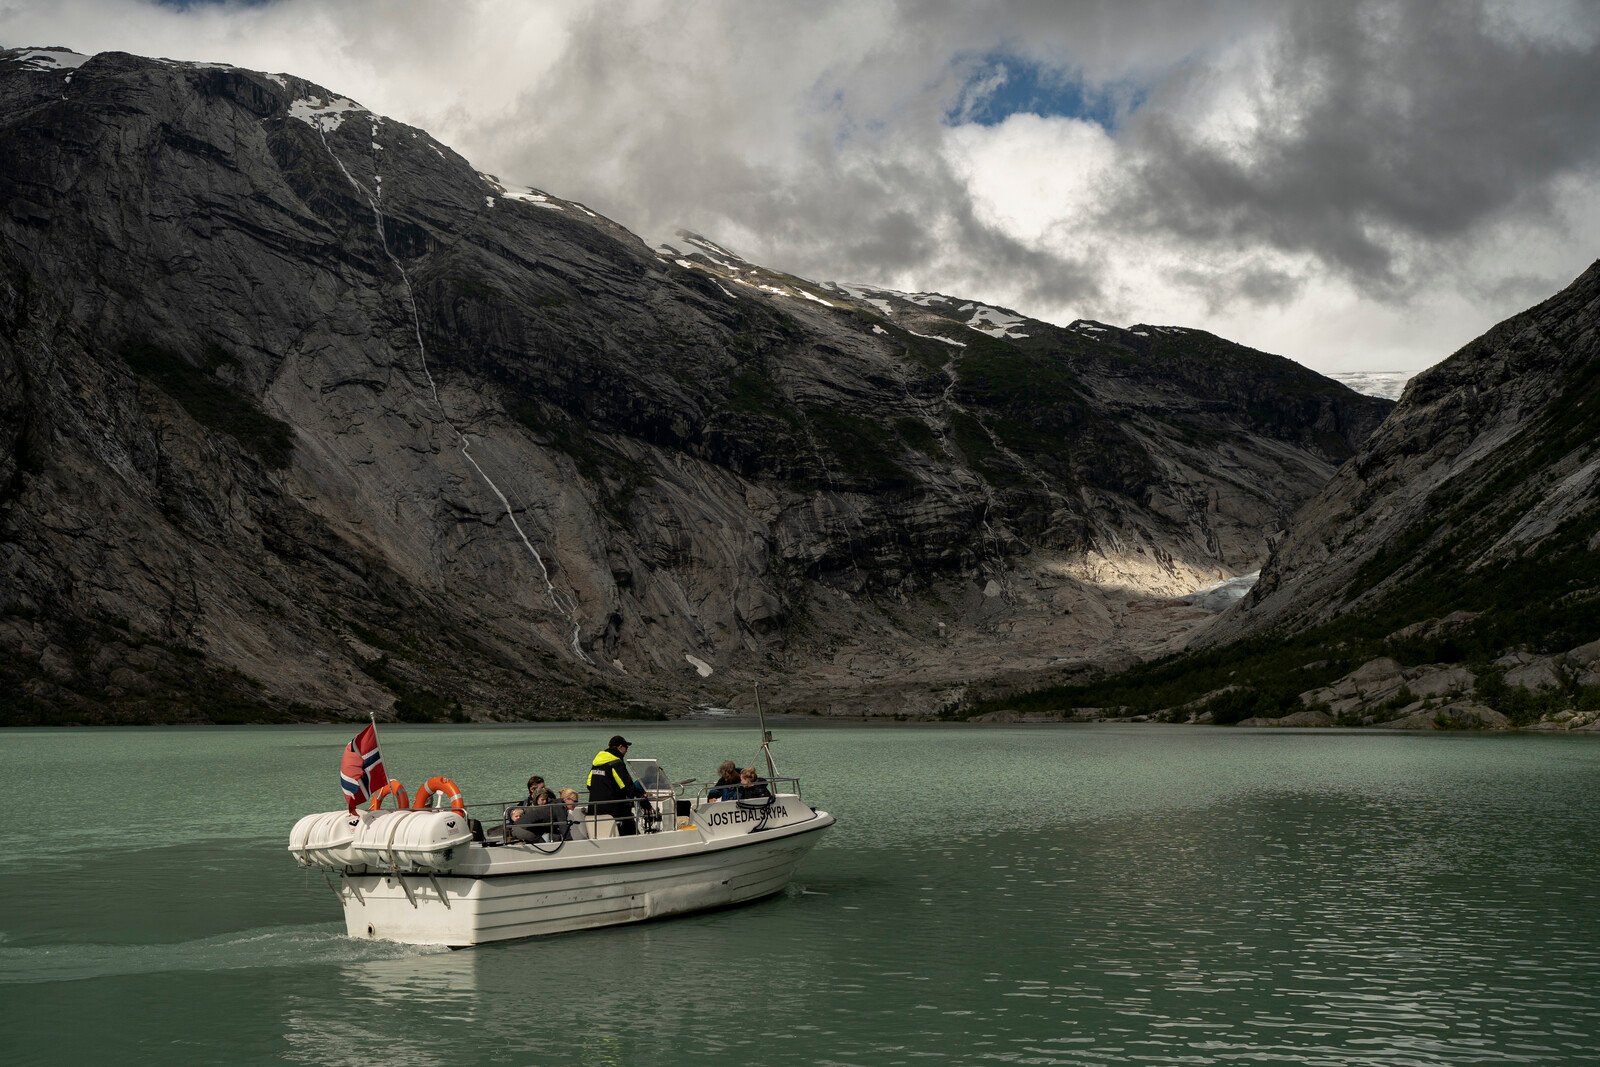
755, 683, 778, 779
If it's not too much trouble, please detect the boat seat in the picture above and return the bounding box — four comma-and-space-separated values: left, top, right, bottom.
589, 814, 618, 840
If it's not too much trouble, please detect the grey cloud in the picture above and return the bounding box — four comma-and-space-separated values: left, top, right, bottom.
468, 0, 1117, 309
10, 0, 1598, 368
464, 0, 1600, 325
1112, 1, 1600, 296
1164, 260, 1307, 315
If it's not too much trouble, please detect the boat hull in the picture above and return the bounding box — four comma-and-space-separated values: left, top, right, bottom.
339, 810, 833, 946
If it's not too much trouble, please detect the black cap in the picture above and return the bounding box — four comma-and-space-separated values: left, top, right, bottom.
609, 734, 631, 749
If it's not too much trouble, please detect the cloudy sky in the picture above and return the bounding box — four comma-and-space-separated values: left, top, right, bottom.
6, 0, 1600, 372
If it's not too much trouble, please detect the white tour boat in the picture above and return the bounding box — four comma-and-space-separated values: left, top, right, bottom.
288, 726, 834, 947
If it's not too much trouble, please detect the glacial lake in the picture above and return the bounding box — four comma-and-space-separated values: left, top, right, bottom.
4, 723, 1599, 1065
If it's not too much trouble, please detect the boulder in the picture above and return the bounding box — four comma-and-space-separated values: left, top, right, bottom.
1385, 611, 1482, 643
1373, 708, 1438, 730
1504, 656, 1562, 691
1349, 657, 1406, 686
1275, 709, 1335, 727
1408, 665, 1475, 698
1562, 639, 1600, 687
1372, 700, 1506, 730
1434, 701, 1510, 729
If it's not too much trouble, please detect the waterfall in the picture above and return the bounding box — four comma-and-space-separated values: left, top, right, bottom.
311, 118, 591, 664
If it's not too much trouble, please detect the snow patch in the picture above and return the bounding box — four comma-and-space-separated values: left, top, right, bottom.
904, 327, 967, 348
871, 325, 888, 335
674, 231, 740, 261
834, 284, 896, 316
479, 173, 565, 211
964, 305, 1029, 340
1181, 572, 1261, 612
656, 236, 742, 273
288, 94, 365, 132
13, 49, 92, 70
685, 654, 714, 678
796, 289, 835, 307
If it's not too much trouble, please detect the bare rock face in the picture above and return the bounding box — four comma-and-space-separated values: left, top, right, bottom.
0, 49, 1389, 722
1207, 259, 1600, 645
1297, 658, 1480, 725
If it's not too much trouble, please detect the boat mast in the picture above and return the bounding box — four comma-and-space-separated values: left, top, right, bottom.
755, 683, 779, 779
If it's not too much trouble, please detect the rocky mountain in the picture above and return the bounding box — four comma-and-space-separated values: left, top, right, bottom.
971, 261, 1599, 729
1215, 259, 1600, 643
1203, 259, 1600, 727
0, 48, 1390, 724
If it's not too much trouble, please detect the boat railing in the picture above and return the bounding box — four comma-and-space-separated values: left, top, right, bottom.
690, 775, 802, 806
396, 775, 805, 845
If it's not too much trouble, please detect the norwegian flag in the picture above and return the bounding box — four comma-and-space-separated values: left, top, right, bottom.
339, 723, 389, 812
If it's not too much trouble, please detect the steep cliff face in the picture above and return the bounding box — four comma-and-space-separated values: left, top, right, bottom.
0, 48, 1390, 723
1209, 259, 1600, 646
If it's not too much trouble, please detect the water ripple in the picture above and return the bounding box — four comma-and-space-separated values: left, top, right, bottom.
0, 924, 448, 984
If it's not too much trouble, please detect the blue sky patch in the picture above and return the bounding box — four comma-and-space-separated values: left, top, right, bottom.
948, 53, 1144, 131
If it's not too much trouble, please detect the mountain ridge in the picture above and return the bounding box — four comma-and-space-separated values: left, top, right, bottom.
959, 260, 1600, 730
0, 47, 1390, 724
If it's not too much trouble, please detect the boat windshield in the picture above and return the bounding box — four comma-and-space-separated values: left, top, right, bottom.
626, 758, 671, 791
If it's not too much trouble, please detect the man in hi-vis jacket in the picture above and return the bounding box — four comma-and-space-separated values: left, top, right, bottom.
586, 735, 645, 835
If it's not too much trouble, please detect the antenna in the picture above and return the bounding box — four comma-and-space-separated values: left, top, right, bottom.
755, 683, 778, 779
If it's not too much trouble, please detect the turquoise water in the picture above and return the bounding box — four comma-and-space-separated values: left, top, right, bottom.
4, 724, 1599, 1065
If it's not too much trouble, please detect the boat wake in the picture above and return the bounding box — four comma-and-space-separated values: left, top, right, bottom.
0, 924, 449, 985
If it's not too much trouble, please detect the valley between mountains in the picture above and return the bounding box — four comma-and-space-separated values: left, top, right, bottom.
2, 47, 1592, 729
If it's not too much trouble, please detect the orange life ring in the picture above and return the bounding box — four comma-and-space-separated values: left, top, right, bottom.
411, 775, 466, 812
367, 780, 408, 810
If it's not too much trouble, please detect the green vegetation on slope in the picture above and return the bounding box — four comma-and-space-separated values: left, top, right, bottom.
958, 508, 1600, 726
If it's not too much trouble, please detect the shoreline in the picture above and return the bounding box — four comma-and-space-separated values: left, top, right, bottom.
5, 715, 1598, 734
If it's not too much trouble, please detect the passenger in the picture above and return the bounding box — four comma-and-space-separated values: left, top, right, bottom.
736, 766, 772, 800
707, 760, 740, 802
587, 734, 646, 836
523, 775, 555, 806
560, 788, 587, 840
508, 775, 566, 844
509, 799, 566, 844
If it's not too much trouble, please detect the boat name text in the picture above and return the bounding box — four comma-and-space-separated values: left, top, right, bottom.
706, 803, 787, 827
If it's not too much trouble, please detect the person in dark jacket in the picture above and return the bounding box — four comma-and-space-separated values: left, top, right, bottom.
508, 799, 567, 843
736, 766, 772, 800
522, 775, 555, 806
507, 774, 567, 843
707, 760, 741, 801
587, 735, 646, 835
